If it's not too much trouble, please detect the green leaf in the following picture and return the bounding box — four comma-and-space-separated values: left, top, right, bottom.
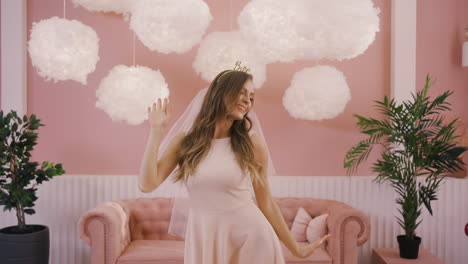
0, 110, 65, 228
24, 208, 35, 215
345, 73, 468, 232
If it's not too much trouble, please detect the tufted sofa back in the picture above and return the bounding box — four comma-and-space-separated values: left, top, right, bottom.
117, 197, 182, 241
116, 197, 349, 241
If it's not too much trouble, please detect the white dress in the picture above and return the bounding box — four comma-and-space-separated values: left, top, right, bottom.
183, 136, 285, 264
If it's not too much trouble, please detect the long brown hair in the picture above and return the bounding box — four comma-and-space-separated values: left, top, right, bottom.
171, 70, 265, 185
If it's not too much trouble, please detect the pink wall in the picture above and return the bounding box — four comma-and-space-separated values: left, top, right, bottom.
23, 0, 467, 176
417, 0, 468, 118
416, 0, 468, 167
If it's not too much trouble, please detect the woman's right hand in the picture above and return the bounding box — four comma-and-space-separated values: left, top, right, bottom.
294, 234, 332, 258
147, 98, 171, 130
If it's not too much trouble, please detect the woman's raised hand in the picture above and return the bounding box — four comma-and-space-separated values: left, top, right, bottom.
147, 98, 171, 130
294, 234, 332, 258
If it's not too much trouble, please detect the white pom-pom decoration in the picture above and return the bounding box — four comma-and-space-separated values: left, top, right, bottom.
238, 0, 306, 63
238, 0, 380, 63
192, 31, 266, 89
283, 66, 351, 121
130, 0, 212, 54
96, 65, 169, 125
28, 17, 100, 85
298, 0, 380, 60
72, 0, 136, 16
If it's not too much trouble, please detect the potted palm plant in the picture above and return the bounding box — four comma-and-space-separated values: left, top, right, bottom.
344, 75, 467, 259
0, 110, 65, 264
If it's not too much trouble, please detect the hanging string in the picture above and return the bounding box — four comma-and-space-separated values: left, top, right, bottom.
63, 0, 66, 19
229, 0, 232, 31
132, 30, 136, 66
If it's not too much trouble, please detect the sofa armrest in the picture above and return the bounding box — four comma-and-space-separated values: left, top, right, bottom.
326, 203, 370, 264
78, 201, 131, 264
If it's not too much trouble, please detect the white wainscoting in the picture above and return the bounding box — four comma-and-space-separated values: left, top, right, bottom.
0, 175, 467, 264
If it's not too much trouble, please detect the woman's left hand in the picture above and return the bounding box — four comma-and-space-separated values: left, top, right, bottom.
294, 234, 332, 258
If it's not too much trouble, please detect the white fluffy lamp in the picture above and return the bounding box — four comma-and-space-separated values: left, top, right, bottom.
238, 0, 380, 63
27, 16, 100, 85
129, 0, 212, 54
192, 31, 267, 89
72, 0, 136, 17
283, 66, 351, 121
299, 0, 380, 61
238, 0, 306, 63
96, 65, 169, 125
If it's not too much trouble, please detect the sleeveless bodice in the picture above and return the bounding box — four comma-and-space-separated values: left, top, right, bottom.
185, 137, 255, 212
183, 134, 286, 264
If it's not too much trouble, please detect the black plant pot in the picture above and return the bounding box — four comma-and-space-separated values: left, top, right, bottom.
0, 224, 49, 264
397, 235, 421, 259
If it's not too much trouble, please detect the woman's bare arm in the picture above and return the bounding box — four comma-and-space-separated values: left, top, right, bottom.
138, 98, 184, 193
250, 133, 331, 258
138, 128, 163, 192
138, 128, 185, 193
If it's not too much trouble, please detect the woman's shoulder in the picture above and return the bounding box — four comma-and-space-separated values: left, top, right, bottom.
249, 131, 268, 157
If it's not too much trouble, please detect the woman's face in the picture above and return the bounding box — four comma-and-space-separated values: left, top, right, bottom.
229, 79, 255, 120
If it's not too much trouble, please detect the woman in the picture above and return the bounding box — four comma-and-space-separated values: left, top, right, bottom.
138, 68, 331, 263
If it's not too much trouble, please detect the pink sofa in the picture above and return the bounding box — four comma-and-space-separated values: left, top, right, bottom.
78, 197, 370, 264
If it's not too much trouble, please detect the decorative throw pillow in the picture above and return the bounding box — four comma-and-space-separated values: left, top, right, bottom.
290, 207, 312, 242
290, 207, 329, 244
306, 214, 329, 246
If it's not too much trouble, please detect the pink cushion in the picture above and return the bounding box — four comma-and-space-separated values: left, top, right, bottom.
290, 207, 328, 245
117, 240, 184, 264
306, 214, 328, 247
290, 207, 312, 242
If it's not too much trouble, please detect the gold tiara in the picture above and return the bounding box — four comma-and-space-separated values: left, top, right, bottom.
233, 61, 250, 73
220, 61, 250, 78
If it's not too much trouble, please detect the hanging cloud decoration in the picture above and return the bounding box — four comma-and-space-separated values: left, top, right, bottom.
192, 31, 266, 89
238, 0, 306, 63
130, 0, 212, 54
27, 17, 100, 85
283, 66, 351, 121
238, 0, 380, 63
72, 0, 136, 17
298, 0, 380, 60
96, 65, 169, 125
